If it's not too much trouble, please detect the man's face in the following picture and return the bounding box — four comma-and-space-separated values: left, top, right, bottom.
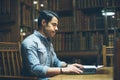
44, 17, 58, 38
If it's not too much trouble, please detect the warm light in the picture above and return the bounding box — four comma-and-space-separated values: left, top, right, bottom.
20, 28, 23, 32
22, 32, 26, 36
40, 4, 44, 7
20, 32, 26, 36
20, 28, 26, 36
33, 1, 38, 4
34, 18, 38, 22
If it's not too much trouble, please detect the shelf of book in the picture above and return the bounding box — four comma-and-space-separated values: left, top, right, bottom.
56, 51, 98, 64
0, 0, 120, 58
47, 0, 120, 58
20, 0, 40, 41
47, 0, 73, 11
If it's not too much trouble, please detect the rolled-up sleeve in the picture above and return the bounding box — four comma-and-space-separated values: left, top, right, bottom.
52, 51, 66, 67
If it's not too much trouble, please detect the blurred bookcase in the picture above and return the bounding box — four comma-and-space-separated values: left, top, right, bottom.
0, 0, 120, 64
46, 0, 120, 64
0, 0, 41, 42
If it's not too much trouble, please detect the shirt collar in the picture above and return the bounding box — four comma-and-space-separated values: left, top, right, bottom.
33, 30, 51, 42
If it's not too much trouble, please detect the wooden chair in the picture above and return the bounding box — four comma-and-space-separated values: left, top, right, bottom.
102, 45, 114, 67
114, 38, 120, 80
0, 42, 37, 80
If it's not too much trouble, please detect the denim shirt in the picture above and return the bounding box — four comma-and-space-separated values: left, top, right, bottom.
21, 30, 65, 80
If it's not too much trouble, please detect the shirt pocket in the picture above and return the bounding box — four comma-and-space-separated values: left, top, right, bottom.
37, 48, 48, 65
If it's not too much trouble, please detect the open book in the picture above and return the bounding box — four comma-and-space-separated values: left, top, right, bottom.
82, 65, 103, 74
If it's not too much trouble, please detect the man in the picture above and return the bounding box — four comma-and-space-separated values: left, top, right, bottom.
21, 10, 83, 80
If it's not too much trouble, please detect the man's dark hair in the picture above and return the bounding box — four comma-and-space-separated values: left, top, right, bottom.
38, 10, 59, 28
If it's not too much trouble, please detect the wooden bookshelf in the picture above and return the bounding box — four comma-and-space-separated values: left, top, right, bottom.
46, 0, 120, 64
57, 51, 98, 64
20, 0, 41, 41
0, 0, 20, 42
0, 0, 41, 42
0, 0, 120, 64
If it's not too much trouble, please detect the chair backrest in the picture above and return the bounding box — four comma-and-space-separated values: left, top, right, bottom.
114, 38, 120, 80
0, 42, 22, 76
102, 45, 114, 66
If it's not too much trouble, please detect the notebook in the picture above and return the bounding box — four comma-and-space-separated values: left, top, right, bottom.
82, 65, 103, 74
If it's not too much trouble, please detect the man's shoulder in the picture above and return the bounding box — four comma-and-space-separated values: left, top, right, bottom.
22, 34, 41, 45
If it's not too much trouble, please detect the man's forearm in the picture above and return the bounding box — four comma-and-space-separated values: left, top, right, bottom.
46, 67, 61, 77
61, 62, 68, 67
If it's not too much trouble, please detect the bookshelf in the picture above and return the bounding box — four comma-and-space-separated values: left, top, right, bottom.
0, 0, 41, 42
20, 0, 41, 41
46, 0, 120, 64
0, 0, 120, 64
0, 0, 20, 42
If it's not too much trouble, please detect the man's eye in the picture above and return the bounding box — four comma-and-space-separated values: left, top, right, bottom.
52, 23, 57, 26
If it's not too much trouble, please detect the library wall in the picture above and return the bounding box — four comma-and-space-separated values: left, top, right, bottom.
47, 0, 120, 65
0, 0, 40, 42
0, 0, 20, 42
0, 0, 120, 65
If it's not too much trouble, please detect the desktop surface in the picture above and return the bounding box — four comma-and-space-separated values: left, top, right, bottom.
50, 67, 113, 80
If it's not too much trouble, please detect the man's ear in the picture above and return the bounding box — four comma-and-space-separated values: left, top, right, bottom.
42, 19, 46, 26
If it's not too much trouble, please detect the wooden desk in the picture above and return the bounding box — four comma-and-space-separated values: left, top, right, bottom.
50, 67, 113, 80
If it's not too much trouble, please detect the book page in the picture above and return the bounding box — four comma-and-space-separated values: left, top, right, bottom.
83, 65, 103, 69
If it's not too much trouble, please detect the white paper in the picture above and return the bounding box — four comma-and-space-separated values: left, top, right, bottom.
83, 65, 104, 69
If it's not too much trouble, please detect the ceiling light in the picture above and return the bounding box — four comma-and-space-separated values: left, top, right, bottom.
102, 8, 115, 16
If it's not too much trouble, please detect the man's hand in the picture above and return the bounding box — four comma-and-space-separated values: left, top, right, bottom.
62, 63, 84, 74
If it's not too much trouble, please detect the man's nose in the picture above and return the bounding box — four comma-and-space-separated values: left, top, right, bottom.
55, 26, 58, 31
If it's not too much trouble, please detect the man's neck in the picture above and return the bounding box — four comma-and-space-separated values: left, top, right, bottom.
38, 29, 47, 38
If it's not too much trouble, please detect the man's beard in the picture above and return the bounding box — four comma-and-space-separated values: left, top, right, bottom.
43, 27, 51, 38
